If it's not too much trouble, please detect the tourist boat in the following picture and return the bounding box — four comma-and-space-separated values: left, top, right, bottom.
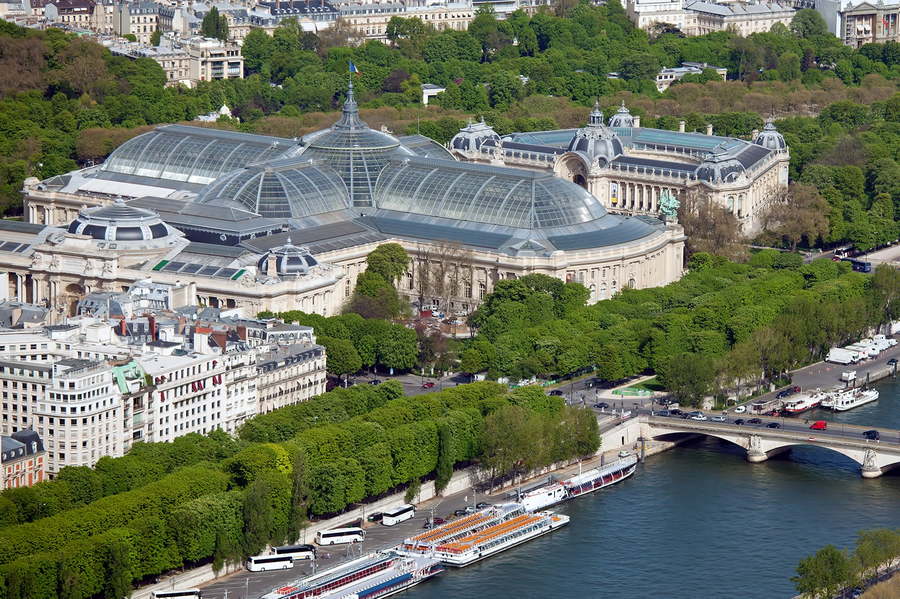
824, 388, 879, 412
259, 552, 443, 599
517, 481, 568, 512
398, 503, 569, 567
781, 392, 825, 415
562, 454, 638, 499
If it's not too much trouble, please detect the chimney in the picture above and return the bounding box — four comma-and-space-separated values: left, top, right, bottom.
194, 331, 209, 354
706, 123, 713, 136
632, 115, 640, 128
267, 254, 278, 278
678, 120, 685, 133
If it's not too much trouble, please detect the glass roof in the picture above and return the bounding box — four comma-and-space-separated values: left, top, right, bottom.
374, 157, 608, 230
298, 82, 406, 208
102, 125, 297, 185
195, 159, 349, 219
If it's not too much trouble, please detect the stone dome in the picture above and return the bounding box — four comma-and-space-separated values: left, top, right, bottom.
608, 102, 635, 128
754, 120, 787, 151
196, 159, 349, 220
450, 119, 501, 153
567, 102, 623, 165
67, 199, 181, 247
257, 238, 319, 279
695, 144, 746, 183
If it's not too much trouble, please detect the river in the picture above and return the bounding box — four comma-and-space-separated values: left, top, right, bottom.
407, 378, 900, 599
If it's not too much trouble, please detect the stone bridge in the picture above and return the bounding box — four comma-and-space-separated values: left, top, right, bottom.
642, 415, 900, 478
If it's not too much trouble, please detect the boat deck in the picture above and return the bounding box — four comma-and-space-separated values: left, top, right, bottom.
436, 514, 542, 554
410, 512, 492, 544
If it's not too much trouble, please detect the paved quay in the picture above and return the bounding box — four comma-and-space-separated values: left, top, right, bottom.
196, 418, 633, 599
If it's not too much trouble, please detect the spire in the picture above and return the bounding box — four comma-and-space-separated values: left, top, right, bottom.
589, 100, 604, 127
334, 79, 365, 130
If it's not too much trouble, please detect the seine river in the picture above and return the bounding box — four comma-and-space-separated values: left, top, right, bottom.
408, 378, 900, 599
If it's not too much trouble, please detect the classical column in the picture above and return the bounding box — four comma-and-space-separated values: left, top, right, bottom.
0, 273, 7, 301
15, 274, 24, 302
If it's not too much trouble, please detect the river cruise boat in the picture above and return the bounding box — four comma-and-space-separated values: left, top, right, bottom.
821, 388, 879, 412
781, 392, 826, 415
562, 454, 638, 499
517, 481, 568, 512
258, 552, 443, 599
398, 503, 569, 567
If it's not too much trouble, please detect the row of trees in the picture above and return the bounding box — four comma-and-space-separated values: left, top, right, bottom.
0, 379, 599, 598
460, 254, 900, 406
793, 529, 900, 598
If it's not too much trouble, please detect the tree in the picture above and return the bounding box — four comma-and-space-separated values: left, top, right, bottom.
761, 183, 829, 250
619, 53, 660, 81
201, 7, 228, 41
404, 477, 421, 503
319, 336, 362, 385
242, 476, 275, 555
790, 9, 829, 38
487, 70, 523, 110
366, 243, 410, 285
242, 28, 273, 74
288, 450, 310, 542
677, 188, 746, 261
792, 544, 853, 599
103, 540, 132, 599
657, 352, 715, 406
434, 423, 454, 493
149, 29, 161, 47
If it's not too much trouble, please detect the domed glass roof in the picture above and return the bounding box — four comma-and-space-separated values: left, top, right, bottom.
608, 102, 635, 128
257, 238, 319, 279
299, 81, 408, 208
375, 157, 608, 229
754, 120, 787, 151
196, 159, 349, 219
67, 199, 181, 245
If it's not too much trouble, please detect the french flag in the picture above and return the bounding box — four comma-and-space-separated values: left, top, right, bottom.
349, 61, 361, 75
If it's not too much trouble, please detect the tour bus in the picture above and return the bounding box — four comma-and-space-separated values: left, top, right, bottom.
151, 591, 201, 599
273, 544, 317, 560
381, 504, 415, 526
841, 258, 872, 273
246, 554, 294, 572
315, 527, 366, 545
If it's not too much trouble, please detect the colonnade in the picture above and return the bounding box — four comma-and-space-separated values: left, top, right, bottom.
606, 181, 680, 214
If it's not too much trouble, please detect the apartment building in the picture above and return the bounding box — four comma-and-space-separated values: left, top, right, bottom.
44, 0, 95, 27
257, 342, 326, 414
113, 1, 174, 45
1, 430, 46, 490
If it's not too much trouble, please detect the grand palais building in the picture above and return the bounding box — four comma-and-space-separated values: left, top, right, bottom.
7, 85, 788, 321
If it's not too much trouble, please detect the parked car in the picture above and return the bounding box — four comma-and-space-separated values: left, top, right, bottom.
888, 358, 898, 366
369, 379, 382, 385
690, 412, 708, 421
476, 502, 492, 509
710, 414, 726, 422
367, 512, 384, 523
618, 450, 631, 458
734, 405, 747, 413
594, 402, 610, 409
669, 409, 683, 416
423, 517, 446, 529
549, 390, 564, 396
734, 419, 745, 425
748, 418, 762, 425
422, 381, 435, 389
453, 509, 468, 517
767, 422, 782, 429
810, 421, 828, 430
776, 388, 794, 399
656, 410, 672, 417
863, 429, 880, 440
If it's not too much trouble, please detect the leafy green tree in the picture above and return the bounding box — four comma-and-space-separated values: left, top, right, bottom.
792, 544, 853, 599
149, 29, 161, 46
242, 477, 276, 555
288, 449, 310, 542
619, 53, 660, 81
103, 539, 132, 599
366, 243, 410, 285
319, 336, 362, 384
790, 9, 829, 38
201, 7, 229, 41
435, 423, 454, 493
487, 70, 523, 109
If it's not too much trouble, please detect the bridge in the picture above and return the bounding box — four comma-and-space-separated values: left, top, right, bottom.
641, 414, 900, 478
